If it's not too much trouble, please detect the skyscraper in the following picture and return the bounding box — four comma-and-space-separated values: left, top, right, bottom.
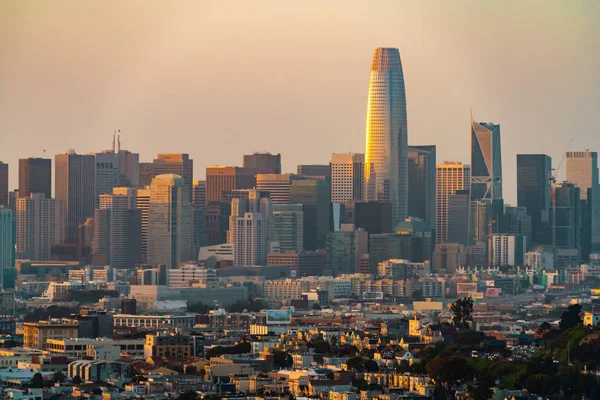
234, 212, 266, 266
16, 194, 66, 261
243, 152, 281, 174
273, 204, 304, 252
153, 154, 194, 202
407, 145, 436, 229
448, 190, 470, 246
147, 174, 193, 268
296, 165, 331, 180
256, 174, 293, 205
118, 149, 140, 188
470, 117, 502, 201
18, 158, 51, 199
55, 151, 96, 242
364, 47, 408, 225
135, 187, 150, 263
192, 180, 206, 208
289, 179, 330, 251
0, 163, 8, 207
550, 182, 581, 252
206, 166, 255, 206
0, 208, 12, 288
517, 154, 552, 245
139, 163, 154, 188
94, 151, 120, 207
436, 162, 470, 243
330, 153, 365, 204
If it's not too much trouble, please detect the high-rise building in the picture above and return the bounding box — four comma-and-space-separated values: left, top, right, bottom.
566, 151, 600, 251
94, 151, 120, 207
256, 174, 293, 204
289, 179, 330, 251
470, 117, 502, 201
18, 158, 51, 199
147, 174, 193, 268
273, 204, 304, 252
243, 152, 281, 175
407, 145, 436, 229
517, 154, 552, 245
135, 188, 150, 263
364, 47, 408, 225
234, 212, 266, 266
330, 153, 365, 204
55, 152, 96, 242
93, 188, 141, 268
436, 162, 470, 243
326, 225, 355, 276
448, 190, 470, 246
139, 163, 154, 188
434, 242, 466, 273
296, 165, 330, 180
153, 154, 193, 203
490, 234, 526, 267
206, 166, 255, 206
205, 202, 228, 246
16, 194, 66, 261
0, 208, 12, 288
550, 182, 581, 254
504, 206, 532, 247
192, 180, 206, 208
192, 180, 207, 255
354, 202, 392, 234
0, 163, 8, 207
118, 150, 140, 188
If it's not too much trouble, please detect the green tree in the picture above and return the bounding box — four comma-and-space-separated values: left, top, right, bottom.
31, 372, 44, 388
426, 356, 474, 400
187, 302, 211, 314
273, 350, 293, 368
312, 302, 322, 310
450, 297, 474, 328
52, 371, 66, 383
559, 304, 582, 331
313, 339, 331, 354
176, 391, 200, 400
72, 375, 82, 385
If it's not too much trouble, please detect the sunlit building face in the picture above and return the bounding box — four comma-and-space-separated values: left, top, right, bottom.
364, 47, 408, 224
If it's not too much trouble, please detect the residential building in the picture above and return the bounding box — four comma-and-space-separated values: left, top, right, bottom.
490, 234, 526, 267
364, 47, 408, 225
330, 153, 365, 203
377, 259, 430, 280
234, 212, 266, 266
18, 158, 51, 199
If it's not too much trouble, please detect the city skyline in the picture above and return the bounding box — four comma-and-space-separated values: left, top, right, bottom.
1, 1, 599, 205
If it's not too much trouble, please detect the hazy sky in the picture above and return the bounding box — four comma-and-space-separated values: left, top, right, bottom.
1, 0, 599, 203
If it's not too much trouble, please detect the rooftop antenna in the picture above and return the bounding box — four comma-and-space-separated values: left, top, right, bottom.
112, 131, 116, 153
118, 129, 121, 152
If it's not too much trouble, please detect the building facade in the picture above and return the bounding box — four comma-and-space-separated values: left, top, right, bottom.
18, 158, 51, 199
407, 145, 436, 231
471, 118, 502, 201
330, 153, 365, 204
517, 154, 552, 245
436, 162, 470, 243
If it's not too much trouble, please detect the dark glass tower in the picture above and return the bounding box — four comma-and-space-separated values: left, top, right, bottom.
517, 154, 551, 245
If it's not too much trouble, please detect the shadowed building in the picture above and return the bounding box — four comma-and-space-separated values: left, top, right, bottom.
18, 158, 51, 199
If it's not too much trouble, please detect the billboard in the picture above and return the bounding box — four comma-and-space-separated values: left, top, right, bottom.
457, 282, 478, 295
485, 288, 502, 298
266, 309, 292, 325
363, 291, 384, 300
485, 280, 495, 287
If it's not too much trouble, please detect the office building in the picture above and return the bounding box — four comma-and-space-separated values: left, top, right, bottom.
55, 152, 96, 242
354, 201, 392, 234
153, 154, 193, 202
205, 202, 228, 246
256, 173, 293, 204
436, 162, 470, 243
93, 188, 141, 268
330, 153, 365, 203
289, 179, 330, 250
0, 208, 11, 288
192, 180, 206, 207
447, 190, 470, 246
273, 204, 303, 252
118, 148, 140, 188
504, 206, 532, 246
490, 234, 526, 267
407, 145, 436, 230
243, 152, 281, 174
138, 163, 154, 188
0, 162, 7, 207
94, 151, 120, 207
147, 174, 193, 268
434, 243, 466, 273
206, 166, 255, 206
364, 47, 408, 226
234, 212, 266, 266
16, 194, 66, 261
471, 117, 502, 201
326, 225, 355, 276
18, 158, 51, 199
144, 331, 194, 359
135, 188, 150, 263
567, 151, 600, 250
550, 182, 581, 252
24, 320, 79, 350
377, 259, 430, 280
517, 154, 552, 245
267, 251, 325, 277
297, 165, 330, 180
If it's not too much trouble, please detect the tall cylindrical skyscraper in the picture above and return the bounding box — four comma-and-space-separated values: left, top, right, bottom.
364, 47, 408, 225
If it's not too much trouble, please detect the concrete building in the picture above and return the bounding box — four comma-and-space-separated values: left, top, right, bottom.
234, 212, 266, 266
55, 151, 96, 242
205, 166, 255, 206
267, 251, 325, 277
113, 313, 196, 330
127, 285, 247, 310
135, 187, 150, 263
355, 201, 392, 234
297, 165, 330, 180
68, 360, 131, 382
139, 162, 154, 188
330, 153, 364, 204
16, 194, 66, 261
256, 173, 293, 205
147, 174, 193, 269
550, 182, 581, 253
490, 234, 526, 267
243, 152, 281, 174
144, 331, 194, 359
377, 259, 430, 280
434, 243, 465, 272
24, 320, 79, 350
0, 162, 7, 207
94, 151, 120, 208
168, 264, 216, 288
436, 162, 470, 243
264, 279, 310, 301
447, 190, 470, 246
407, 145, 436, 231
118, 148, 140, 188
46, 337, 144, 357
18, 158, 51, 199
273, 204, 303, 252
153, 154, 194, 203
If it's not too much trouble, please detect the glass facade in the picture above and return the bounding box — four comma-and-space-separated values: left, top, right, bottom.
471, 120, 502, 201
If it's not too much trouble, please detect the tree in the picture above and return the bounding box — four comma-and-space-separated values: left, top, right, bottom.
53, 371, 66, 383
313, 339, 331, 354
187, 302, 211, 314
363, 359, 379, 372
450, 297, 474, 329
426, 356, 474, 400
559, 304, 582, 331
412, 289, 425, 301
31, 372, 44, 388
72, 375, 82, 385
312, 302, 322, 310
273, 350, 293, 368
176, 391, 200, 400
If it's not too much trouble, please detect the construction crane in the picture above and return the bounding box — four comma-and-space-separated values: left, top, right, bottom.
549, 138, 574, 249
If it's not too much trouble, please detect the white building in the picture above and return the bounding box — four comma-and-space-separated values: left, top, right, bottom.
331, 153, 364, 203
234, 212, 266, 266
168, 264, 216, 287
436, 162, 470, 243
490, 234, 526, 267
525, 249, 554, 269
378, 259, 431, 280
15, 194, 66, 261
147, 174, 193, 268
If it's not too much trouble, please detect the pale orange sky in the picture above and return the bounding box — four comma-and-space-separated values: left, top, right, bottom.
1, 0, 599, 203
